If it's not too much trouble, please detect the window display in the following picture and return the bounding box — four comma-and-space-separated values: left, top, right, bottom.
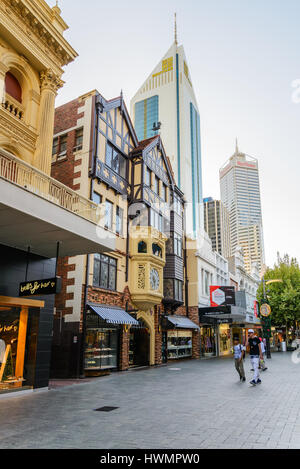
200, 326, 217, 357
0, 304, 39, 394
219, 324, 231, 355
167, 330, 192, 359
84, 328, 118, 370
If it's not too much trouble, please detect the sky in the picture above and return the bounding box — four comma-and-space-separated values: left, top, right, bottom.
51, 0, 300, 269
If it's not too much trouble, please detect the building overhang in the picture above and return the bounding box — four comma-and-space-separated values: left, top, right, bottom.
0, 178, 115, 258
199, 305, 247, 322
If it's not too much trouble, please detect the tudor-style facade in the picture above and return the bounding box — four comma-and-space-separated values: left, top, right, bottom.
51, 90, 138, 377
50, 90, 200, 379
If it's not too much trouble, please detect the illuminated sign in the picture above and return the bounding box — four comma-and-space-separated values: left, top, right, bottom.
152, 57, 173, 78
19, 277, 62, 297
210, 286, 236, 307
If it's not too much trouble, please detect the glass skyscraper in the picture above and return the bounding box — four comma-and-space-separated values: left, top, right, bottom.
134, 95, 159, 141
220, 144, 265, 274
131, 41, 203, 238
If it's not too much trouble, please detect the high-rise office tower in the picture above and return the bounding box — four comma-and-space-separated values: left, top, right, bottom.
130, 18, 203, 237
203, 198, 231, 259
219, 142, 265, 274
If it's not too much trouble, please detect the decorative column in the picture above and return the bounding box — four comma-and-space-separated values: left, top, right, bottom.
34, 69, 63, 175
0, 62, 9, 104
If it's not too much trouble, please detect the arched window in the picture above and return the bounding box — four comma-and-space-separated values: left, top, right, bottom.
138, 241, 147, 253
5, 72, 22, 103
152, 243, 162, 257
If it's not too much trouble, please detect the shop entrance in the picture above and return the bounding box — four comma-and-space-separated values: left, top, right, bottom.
0, 296, 44, 394
200, 326, 217, 357
219, 323, 231, 356
129, 320, 150, 367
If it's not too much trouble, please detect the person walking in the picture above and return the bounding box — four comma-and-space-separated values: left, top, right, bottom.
259, 337, 268, 371
246, 329, 263, 386
232, 337, 246, 382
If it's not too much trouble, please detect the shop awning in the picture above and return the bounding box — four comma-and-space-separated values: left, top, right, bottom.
165, 315, 200, 330
199, 305, 246, 322
87, 304, 140, 326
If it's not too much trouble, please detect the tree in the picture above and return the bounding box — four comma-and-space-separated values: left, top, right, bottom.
257, 253, 300, 329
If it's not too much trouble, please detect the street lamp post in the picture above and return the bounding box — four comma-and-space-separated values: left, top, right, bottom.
261, 277, 272, 359
260, 278, 283, 359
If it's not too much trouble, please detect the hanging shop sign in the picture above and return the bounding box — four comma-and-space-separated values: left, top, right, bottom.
210, 286, 236, 307
19, 277, 62, 297
260, 303, 271, 317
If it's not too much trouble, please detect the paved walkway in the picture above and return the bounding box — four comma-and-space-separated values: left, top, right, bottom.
0, 352, 300, 449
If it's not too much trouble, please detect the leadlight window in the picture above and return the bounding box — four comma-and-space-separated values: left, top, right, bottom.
116, 206, 124, 236
145, 167, 151, 187
93, 254, 117, 291
151, 209, 163, 232
154, 176, 159, 195
163, 184, 168, 202
173, 194, 182, 216
174, 233, 183, 258
105, 200, 113, 229
174, 279, 183, 302
105, 142, 126, 178
92, 192, 102, 205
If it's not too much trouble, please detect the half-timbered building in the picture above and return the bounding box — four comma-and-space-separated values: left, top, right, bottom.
50, 90, 200, 379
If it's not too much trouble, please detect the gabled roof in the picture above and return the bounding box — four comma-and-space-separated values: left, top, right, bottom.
130, 136, 158, 156
130, 135, 176, 190
96, 92, 139, 148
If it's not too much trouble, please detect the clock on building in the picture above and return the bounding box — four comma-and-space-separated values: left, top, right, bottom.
150, 268, 160, 291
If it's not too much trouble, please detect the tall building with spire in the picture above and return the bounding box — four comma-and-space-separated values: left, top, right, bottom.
130, 16, 203, 237
219, 141, 265, 274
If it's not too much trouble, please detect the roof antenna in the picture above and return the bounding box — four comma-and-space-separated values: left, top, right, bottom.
235, 138, 239, 154
174, 12, 178, 45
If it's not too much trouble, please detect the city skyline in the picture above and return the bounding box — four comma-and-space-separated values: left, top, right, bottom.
52, 0, 300, 269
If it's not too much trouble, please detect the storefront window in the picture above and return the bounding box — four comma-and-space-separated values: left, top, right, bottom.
219, 324, 231, 355
84, 328, 118, 370
200, 326, 217, 357
167, 330, 192, 359
0, 305, 39, 394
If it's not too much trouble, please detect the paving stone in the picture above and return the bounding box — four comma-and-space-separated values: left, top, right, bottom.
0, 352, 299, 449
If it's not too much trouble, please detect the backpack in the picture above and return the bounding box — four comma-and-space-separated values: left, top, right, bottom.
239, 344, 246, 360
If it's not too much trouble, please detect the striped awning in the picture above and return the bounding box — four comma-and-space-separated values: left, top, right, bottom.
166, 315, 200, 330
87, 304, 140, 326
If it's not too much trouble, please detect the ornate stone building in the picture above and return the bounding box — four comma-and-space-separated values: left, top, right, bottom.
0, 1, 114, 396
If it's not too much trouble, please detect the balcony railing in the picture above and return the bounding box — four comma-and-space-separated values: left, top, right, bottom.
0, 148, 100, 225
2, 94, 24, 121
